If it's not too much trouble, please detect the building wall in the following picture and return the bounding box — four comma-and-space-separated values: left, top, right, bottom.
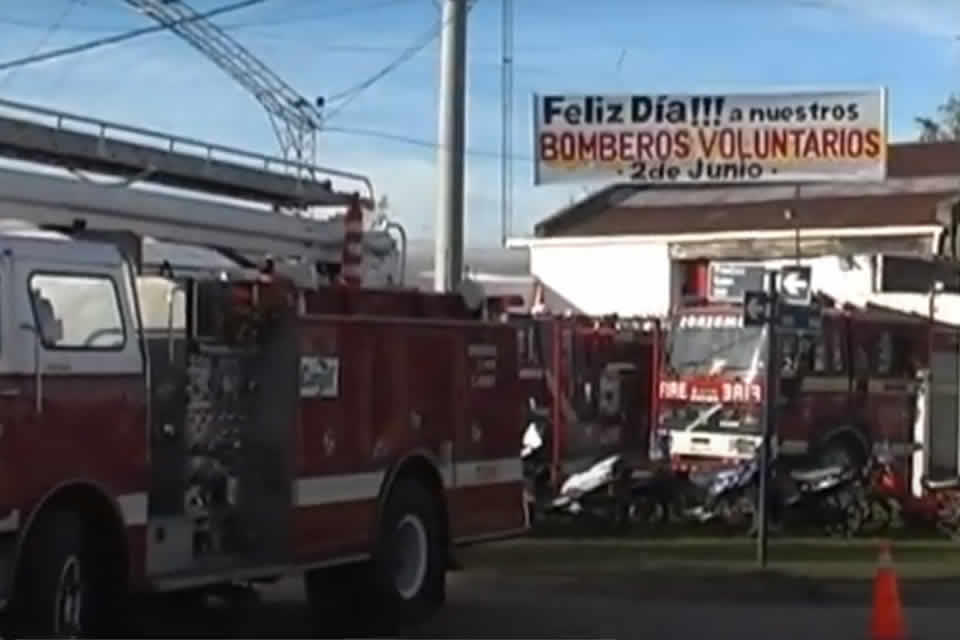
529, 241, 671, 317
526, 232, 960, 324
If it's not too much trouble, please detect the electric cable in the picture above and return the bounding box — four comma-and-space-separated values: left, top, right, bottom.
0, 0, 267, 74
0, 0, 418, 33
323, 0, 477, 123
324, 125, 533, 161
0, 0, 79, 87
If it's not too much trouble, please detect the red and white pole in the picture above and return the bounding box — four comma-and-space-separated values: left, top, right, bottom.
340, 193, 364, 286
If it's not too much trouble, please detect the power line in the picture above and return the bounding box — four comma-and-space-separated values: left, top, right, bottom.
324, 0, 477, 123
1, 0, 79, 87
0, 0, 268, 74
323, 29, 440, 121
325, 125, 534, 161
0, 0, 418, 33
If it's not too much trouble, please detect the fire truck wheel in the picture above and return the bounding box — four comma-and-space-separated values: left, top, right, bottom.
371, 478, 446, 626
303, 478, 445, 635
14, 509, 110, 638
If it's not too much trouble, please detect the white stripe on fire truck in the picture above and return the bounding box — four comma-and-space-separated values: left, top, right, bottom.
799, 377, 847, 392
781, 440, 918, 456
867, 380, 918, 395
117, 492, 148, 527
0, 509, 20, 534
294, 457, 523, 508
930, 383, 960, 396
104, 459, 525, 530
800, 377, 918, 395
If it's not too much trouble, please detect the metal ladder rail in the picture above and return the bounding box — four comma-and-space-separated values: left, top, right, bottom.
0, 98, 373, 205
124, 0, 322, 165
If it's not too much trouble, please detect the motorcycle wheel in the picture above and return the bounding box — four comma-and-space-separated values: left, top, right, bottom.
934, 505, 960, 540
629, 495, 669, 527
859, 496, 893, 535
823, 491, 864, 538
716, 492, 755, 533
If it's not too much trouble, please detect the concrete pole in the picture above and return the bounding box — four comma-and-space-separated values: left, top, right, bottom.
434, 0, 468, 293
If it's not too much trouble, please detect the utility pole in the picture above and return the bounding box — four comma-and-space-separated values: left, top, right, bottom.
434, 0, 468, 293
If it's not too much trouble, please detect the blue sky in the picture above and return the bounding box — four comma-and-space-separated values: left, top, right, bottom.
1, 0, 959, 248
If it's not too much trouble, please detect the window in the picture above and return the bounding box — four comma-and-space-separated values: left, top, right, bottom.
28, 273, 125, 349
136, 276, 185, 331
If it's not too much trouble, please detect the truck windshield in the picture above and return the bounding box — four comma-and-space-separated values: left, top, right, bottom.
666, 321, 767, 376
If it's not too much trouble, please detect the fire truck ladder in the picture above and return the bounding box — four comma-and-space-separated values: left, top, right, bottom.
0, 99, 400, 277
122, 0, 325, 171
0, 98, 368, 208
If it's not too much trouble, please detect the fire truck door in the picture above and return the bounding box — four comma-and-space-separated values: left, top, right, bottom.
0, 258, 21, 518
11, 256, 147, 516
850, 320, 919, 449
453, 331, 525, 538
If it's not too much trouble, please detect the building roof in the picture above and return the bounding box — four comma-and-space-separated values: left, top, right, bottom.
534, 141, 960, 238
537, 192, 953, 237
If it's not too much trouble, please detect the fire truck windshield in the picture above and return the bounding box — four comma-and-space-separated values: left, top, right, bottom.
666, 319, 767, 376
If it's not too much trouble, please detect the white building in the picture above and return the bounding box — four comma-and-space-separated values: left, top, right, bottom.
509, 142, 960, 322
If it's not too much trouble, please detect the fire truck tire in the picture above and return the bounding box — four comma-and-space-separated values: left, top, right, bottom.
304, 478, 445, 635
370, 478, 446, 626
12, 508, 113, 638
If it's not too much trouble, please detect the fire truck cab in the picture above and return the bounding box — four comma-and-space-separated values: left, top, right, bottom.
0, 101, 526, 637
658, 298, 927, 471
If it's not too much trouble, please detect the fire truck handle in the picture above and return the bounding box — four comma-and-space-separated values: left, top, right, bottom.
167, 282, 186, 364
19, 323, 43, 414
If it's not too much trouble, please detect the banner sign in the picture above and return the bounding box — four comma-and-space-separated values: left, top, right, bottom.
531, 89, 887, 185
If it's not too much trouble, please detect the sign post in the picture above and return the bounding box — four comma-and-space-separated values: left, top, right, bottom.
743, 265, 821, 569
757, 271, 778, 569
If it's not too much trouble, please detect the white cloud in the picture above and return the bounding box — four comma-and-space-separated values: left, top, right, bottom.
822, 0, 960, 39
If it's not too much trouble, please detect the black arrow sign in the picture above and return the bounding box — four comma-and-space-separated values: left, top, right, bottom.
743, 290, 770, 327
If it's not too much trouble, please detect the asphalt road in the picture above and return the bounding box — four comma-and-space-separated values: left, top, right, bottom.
131, 570, 959, 639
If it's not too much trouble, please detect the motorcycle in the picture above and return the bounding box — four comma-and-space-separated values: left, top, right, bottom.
859, 443, 960, 538
779, 463, 865, 537
687, 447, 866, 536
684, 454, 760, 529
549, 438, 676, 530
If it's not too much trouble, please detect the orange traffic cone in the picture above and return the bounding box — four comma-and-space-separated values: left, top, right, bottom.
870, 540, 906, 640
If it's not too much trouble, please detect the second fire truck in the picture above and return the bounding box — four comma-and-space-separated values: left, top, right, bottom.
658, 294, 930, 474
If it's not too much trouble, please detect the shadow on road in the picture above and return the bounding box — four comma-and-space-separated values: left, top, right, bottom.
118, 570, 960, 639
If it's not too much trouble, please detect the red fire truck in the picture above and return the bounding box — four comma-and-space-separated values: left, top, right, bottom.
509, 311, 661, 487
0, 101, 526, 636
657, 297, 929, 473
